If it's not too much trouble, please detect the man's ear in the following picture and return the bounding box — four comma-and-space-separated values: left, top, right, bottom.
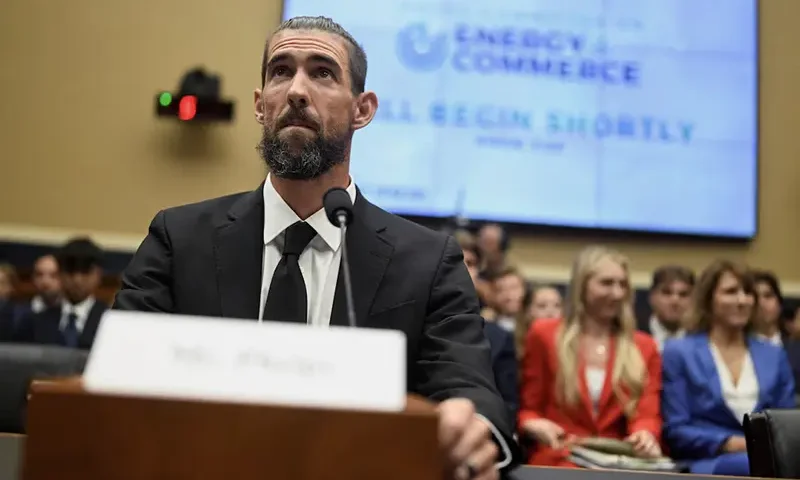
352, 91, 378, 131
254, 89, 264, 124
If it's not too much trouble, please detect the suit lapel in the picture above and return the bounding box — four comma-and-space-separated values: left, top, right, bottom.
78, 302, 106, 348
747, 338, 770, 411
214, 186, 265, 320
595, 337, 619, 430
330, 192, 393, 327
696, 334, 741, 427
575, 355, 597, 428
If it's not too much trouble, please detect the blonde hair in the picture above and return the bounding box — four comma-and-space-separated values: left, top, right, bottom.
555, 246, 646, 416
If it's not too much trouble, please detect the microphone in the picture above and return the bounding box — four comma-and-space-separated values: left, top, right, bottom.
323, 187, 356, 328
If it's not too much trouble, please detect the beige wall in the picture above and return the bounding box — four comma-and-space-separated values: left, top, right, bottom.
1, 1, 798, 291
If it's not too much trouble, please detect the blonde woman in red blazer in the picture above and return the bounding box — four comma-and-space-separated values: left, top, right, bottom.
518, 246, 663, 467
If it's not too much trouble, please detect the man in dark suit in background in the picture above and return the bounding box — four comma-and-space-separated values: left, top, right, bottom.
455, 231, 518, 428
113, 16, 516, 479
15, 238, 107, 349
638, 265, 694, 352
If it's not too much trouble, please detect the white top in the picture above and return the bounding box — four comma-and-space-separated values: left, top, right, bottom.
257, 175, 356, 326
649, 316, 685, 352
585, 367, 606, 406
58, 296, 96, 334
710, 344, 759, 425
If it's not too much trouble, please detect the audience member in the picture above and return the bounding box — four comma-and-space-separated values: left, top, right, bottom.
519, 246, 662, 467
528, 285, 563, 321
14, 238, 108, 349
661, 260, 795, 476
641, 265, 695, 351
785, 305, 800, 339
28, 254, 62, 314
453, 229, 493, 306
752, 269, 786, 346
512, 285, 563, 363
0, 263, 22, 341
455, 230, 519, 428
490, 266, 528, 333
477, 223, 509, 279
483, 317, 519, 429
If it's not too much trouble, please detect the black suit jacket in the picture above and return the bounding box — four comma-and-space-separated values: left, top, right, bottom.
0, 302, 19, 342
784, 340, 800, 395
113, 185, 517, 460
483, 321, 519, 428
13, 302, 107, 350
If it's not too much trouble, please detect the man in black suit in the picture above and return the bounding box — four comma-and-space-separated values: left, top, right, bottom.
15, 238, 107, 349
114, 15, 516, 479
455, 231, 518, 427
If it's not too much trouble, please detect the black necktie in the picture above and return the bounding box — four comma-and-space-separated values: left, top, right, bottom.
262, 221, 317, 323
62, 312, 79, 348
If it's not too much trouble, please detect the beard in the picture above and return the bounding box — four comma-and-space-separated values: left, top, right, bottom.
257, 112, 351, 180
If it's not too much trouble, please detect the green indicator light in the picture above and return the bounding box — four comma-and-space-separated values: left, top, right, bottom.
159, 92, 172, 107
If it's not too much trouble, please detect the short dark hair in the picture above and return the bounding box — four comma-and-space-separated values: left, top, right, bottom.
454, 229, 481, 263
56, 237, 104, 274
650, 265, 695, 291
752, 269, 784, 306
261, 16, 368, 95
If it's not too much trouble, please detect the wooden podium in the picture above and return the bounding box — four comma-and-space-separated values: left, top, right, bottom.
22, 379, 443, 479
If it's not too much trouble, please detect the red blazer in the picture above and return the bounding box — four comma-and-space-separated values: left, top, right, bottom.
518, 318, 662, 467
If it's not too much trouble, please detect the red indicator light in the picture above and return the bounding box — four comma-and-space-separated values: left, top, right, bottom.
178, 95, 197, 121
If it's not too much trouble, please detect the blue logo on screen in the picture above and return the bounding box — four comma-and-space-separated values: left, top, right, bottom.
395, 24, 449, 72
394, 23, 641, 86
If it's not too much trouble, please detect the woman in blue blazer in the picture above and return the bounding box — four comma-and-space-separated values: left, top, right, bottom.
662, 260, 795, 476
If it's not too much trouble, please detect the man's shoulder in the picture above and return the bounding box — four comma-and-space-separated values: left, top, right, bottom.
363, 198, 450, 249
161, 190, 253, 220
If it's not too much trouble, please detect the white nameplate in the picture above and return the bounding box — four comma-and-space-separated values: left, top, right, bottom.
83, 311, 406, 412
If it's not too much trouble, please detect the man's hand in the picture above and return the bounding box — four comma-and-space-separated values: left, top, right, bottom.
438, 398, 499, 480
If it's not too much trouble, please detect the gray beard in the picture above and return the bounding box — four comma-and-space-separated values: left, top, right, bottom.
257, 129, 349, 180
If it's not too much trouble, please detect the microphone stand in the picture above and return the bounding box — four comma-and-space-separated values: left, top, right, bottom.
337, 213, 357, 328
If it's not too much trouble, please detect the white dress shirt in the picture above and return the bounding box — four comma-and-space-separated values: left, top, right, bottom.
257, 175, 511, 469
257, 175, 356, 326
756, 332, 783, 347
58, 296, 96, 333
710, 344, 759, 425
649, 316, 685, 352
30, 295, 47, 314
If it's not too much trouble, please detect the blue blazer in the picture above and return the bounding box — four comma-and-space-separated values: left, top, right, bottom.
662, 334, 796, 462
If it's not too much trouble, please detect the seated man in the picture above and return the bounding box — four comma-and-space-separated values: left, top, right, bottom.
112, 16, 517, 478
639, 265, 694, 351
15, 238, 107, 350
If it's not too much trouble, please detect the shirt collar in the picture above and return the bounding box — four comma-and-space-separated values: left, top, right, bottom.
756, 331, 783, 346
262, 174, 357, 251
650, 315, 684, 340
63, 296, 96, 319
